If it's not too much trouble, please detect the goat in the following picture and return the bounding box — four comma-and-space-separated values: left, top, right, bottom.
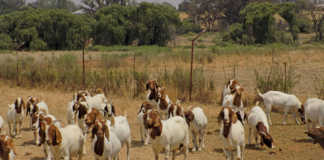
218, 107, 245, 160
7, 98, 25, 137
302, 98, 324, 131
137, 102, 154, 145
34, 113, 61, 160
0, 135, 16, 160
145, 110, 189, 160
105, 103, 131, 160
45, 124, 84, 160
222, 87, 247, 125
256, 89, 303, 125
91, 119, 122, 160
221, 79, 240, 104
184, 107, 208, 152
247, 105, 274, 148
146, 80, 160, 105
157, 87, 172, 120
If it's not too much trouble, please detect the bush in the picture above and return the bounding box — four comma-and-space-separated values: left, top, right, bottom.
274, 31, 294, 44
223, 23, 253, 44
313, 76, 324, 99
177, 19, 202, 34
30, 39, 47, 50
0, 33, 13, 49
254, 61, 300, 93
296, 17, 312, 33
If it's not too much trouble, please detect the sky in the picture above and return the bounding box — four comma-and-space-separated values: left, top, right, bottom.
26, 0, 184, 8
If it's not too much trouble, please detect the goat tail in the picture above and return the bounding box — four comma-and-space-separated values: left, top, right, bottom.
255, 88, 264, 99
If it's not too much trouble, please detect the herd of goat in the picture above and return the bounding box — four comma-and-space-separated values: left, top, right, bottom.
0, 79, 323, 160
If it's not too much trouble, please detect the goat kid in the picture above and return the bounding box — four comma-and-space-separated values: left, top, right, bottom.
157, 87, 172, 120
7, 98, 25, 137
137, 102, 154, 145
184, 107, 208, 152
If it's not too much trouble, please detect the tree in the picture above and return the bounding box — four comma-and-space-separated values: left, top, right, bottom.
278, 2, 299, 42
310, 6, 324, 41
240, 2, 277, 43
135, 2, 180, 46
0, 8, 94, 50
94, 4, 136, 45
0, 0, 25, 14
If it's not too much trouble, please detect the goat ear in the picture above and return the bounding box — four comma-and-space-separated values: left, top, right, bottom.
21, 99, 26, 110
103, 124, 110, 141
14, 99, 18, 108
112, 105, 116, 115
54, 126, 62, 145
91, 123, 98, 139
146, 81, 150, 90
230, 109, 237, 123
217, 108, 225, 122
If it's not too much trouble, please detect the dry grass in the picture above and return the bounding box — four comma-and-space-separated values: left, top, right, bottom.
0, 45, 324, 103
0, 82, 323, 160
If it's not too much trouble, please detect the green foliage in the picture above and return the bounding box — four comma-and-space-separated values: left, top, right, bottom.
177, 18, 202, 34
222, 23, 252, 44
0, 33, 13, 49
0, 8, 94, 50
93, 3, 180, 46
278, 2, 299, 42
240, 2, 277, 44
135, 2, 180, 46
296, 16, 312, 33
94, 4, 136, 45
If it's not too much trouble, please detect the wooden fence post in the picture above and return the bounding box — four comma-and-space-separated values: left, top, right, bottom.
133, 53, 136, 98
189, 30, 206, 101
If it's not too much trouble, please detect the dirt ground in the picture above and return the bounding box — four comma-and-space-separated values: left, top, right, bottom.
0, 83, 323, 160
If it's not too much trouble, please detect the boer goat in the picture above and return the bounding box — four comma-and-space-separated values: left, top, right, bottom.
7, 98, 25, 137
45, 124, 84, 160
256, 89, 303, 125
218, 107, 245, 160
302, 98, 324, 131
184, 107, 208, 152
247, 105, 274, 148
145, 110, 189, 160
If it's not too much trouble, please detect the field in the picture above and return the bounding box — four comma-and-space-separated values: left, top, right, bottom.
0, 82, 324, 160
0, 40, 324, 159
